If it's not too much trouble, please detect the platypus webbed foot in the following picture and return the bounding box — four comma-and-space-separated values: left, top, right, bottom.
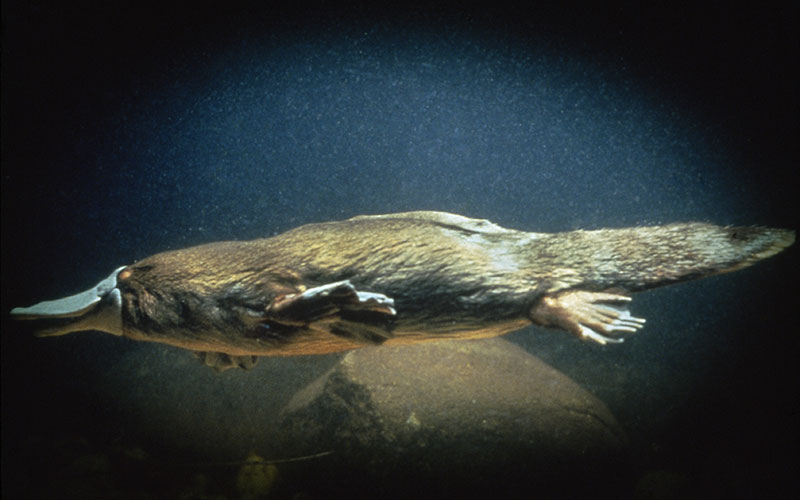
530, 290, 646, 345
264, 280, 396, 344
194, 351, 259, 372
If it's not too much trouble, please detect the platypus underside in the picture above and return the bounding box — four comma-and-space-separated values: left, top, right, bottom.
11, 211, 795, 371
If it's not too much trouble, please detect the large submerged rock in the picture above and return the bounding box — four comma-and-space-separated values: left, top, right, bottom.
278, 338, 630, 498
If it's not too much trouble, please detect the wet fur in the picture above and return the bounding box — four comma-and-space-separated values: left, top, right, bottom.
114, 212, 794, 357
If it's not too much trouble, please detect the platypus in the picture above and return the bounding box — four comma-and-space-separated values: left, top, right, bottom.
11, 211, 795, 371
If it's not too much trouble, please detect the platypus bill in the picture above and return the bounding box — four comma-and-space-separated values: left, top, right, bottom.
11, 211, 795, 371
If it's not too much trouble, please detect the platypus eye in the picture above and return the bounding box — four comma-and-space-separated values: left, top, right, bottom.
118, 268, 133, 281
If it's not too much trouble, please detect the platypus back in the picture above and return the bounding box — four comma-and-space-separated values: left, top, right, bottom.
11, 211, 794, 371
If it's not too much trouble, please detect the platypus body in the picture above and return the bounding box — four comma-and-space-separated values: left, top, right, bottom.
11, 212, 795, 371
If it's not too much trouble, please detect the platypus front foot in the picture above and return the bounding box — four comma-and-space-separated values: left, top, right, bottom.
267, 281, 396, 319
264, 280, 397, 344
530, 290, 646, 345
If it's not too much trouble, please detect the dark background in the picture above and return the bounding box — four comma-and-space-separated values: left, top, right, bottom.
2, 1, 797, 498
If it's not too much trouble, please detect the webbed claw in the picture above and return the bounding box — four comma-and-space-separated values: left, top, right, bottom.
194, 351, 259, 372
530, 290, 646, 345
264, 280, 396, 344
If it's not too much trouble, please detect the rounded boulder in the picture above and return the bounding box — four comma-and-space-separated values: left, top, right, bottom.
278, 337, 631, 498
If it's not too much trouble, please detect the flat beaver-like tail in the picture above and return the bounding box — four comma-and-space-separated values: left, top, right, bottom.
533, 223, 795, 293
527, 223, 793, 344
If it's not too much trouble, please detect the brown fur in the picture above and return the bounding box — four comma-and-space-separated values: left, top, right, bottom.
111, 212, 794, 358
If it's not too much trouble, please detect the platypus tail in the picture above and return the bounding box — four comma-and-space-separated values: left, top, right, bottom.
527, 223, 794, 344
537, 222, 795, 293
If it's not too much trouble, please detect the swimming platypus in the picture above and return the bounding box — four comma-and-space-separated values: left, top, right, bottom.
11, 211, 795, 371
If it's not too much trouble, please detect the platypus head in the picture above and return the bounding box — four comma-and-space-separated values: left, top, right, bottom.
10, 253, 276, 350
10, 267, 127, 337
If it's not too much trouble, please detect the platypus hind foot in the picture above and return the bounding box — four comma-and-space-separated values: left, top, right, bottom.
530, 290, 646, 345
